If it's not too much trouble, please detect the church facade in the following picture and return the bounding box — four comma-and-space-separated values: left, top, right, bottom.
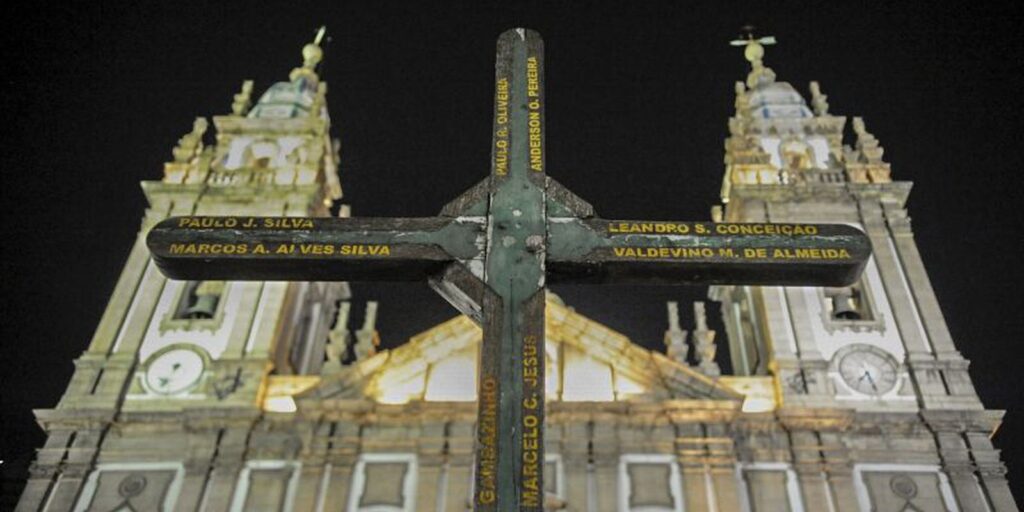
16, 33, 1017, 512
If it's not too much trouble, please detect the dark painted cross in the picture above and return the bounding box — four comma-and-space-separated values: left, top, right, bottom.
147, 29, 870, 511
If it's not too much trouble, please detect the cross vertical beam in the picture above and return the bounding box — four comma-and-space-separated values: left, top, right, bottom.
474, 28, 547, 511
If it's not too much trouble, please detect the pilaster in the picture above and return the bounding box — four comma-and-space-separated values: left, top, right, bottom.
319, 462, 355, 512
290, 464, 327, 512
85, 231, 157, 356
819, 432, 859, 512
559, 423, 589, 511
965, 431, 1018, 511
222, 282, 265, 359
591, 421, 618, 512
290, 421, 330, 512
675, 422, 709, 511
442, 422, 474, 512
415, 422, 448, 512
881, 202, 961, 359
780, 287, 833, 405
934, 431, 989, 511
173, 456, 216, 512
41, 428, 105, 511
789, 430, 831, 510
705, 423, 741, 512
15, 429, 76, 512
197, 426, 251, 512
858, 199, 954, 407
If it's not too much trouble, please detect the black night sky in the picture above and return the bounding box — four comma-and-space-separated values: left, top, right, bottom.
2, 0, 1022, 504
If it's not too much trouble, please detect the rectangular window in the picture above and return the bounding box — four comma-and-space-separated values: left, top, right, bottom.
736, 463, 804, 512
229, 460, 300, 512
545, 454, 566, 507
348, 453, 418, 512
618, 454, 684, 512
853, 464, 959, 512
74, 462, 184, 512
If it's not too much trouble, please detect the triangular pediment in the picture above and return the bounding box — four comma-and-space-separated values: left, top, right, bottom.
301, 294, 743, 405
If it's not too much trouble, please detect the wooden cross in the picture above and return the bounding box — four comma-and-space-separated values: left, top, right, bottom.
147, 28, 870, 511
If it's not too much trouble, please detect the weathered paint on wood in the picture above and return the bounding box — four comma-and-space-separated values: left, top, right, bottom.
148, 216, 483, 282
547, 219, 870, 286
473, 28, 547, 511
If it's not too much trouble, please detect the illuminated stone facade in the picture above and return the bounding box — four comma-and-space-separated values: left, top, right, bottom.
16, 35, 1017, 512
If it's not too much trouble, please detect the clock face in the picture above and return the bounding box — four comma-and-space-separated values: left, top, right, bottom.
837, 345, 899, 396
145, 348, 205, 395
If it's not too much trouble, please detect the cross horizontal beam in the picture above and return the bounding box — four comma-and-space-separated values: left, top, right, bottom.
547, 218, 870, 286
147, 216, 483, 282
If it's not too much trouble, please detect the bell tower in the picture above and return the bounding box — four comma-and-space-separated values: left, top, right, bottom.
710, 33, 1017, 509
18, 29, 350, 511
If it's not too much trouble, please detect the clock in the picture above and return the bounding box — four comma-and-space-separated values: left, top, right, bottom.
144, 347, 206, 395
836, 344, 899, 396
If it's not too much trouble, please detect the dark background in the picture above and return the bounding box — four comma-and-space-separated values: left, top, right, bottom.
2, 0, 1022, 505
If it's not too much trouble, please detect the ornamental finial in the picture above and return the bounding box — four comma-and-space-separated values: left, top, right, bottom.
290, 26, 328, 82
730, 26, 777, 88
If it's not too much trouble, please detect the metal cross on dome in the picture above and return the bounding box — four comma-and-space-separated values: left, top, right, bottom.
147, 28, 870, 511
